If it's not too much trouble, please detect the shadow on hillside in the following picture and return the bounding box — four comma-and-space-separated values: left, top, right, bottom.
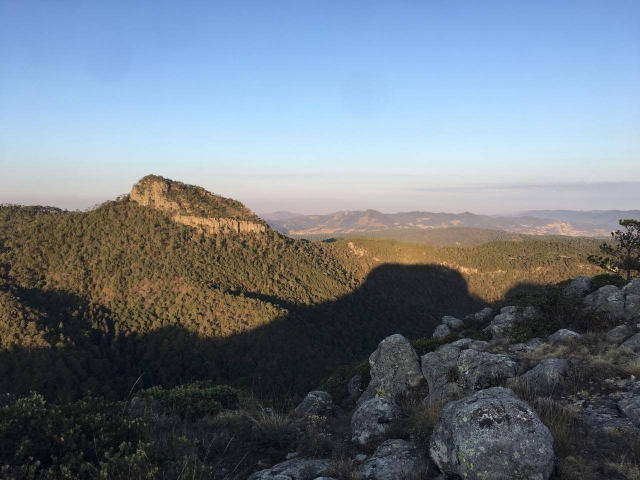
0, 263, 487, 402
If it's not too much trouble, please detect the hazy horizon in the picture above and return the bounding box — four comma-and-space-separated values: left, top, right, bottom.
1, 1, 639, 214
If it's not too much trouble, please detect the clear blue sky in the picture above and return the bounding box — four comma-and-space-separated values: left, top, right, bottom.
1, 0, 638, 214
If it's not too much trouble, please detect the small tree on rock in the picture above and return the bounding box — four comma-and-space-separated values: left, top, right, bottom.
588, 219, 640, 281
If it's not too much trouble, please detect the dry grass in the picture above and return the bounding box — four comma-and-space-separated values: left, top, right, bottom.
242, 407, 294, 448
529, 396, 587, 457
623, 358, 640, 378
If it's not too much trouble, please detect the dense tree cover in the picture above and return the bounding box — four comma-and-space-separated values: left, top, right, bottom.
302, 227, 528, 247
0, 196, 604, 402
588, 219, 640, 281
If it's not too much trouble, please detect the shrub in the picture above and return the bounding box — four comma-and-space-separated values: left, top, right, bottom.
137, 382, 244, 421
0, 393, 145, 478
590, 273, 627, 291
318, 362, 371, 403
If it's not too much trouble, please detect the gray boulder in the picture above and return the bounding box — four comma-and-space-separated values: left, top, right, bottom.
351, 397, 402, 446
484, 309, 524, 339
358, 439, 423, 480
563, 276, 592, 297
623, 278, 640, 296
519, 358, 569, 393
625, 294, 640, 320
508, 337, 544, 353
442, 315, 465, 330
465, 307, 494, 323
421, 345, 464, 401
248, 457, 331, 480
618, 396, 640, 427
359, 334, 424, 404
584, 285, 626, 319
501, 306, 518, 314
294, 391, 333, 416
433, 324, 451, 339
621, 333, 640, 352
429, 387, 554, 480
457, 349, 518, 391
348, 375, 364, 400
607, 324, 635, 340
451, 338, 489, 351
548, 328, 582, 345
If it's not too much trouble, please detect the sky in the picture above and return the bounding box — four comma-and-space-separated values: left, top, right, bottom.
0, 0, 639, 215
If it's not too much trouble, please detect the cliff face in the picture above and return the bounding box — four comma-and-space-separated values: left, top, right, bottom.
130, 175, 267, 235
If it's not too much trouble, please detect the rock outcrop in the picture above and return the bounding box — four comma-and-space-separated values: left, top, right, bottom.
548, 328, 582, 344
294, 391, 333, 416
351, 397, 401, 446
519, 358, 569, 393
442, 315, 464, 330
130, 175, 267, 235
582, 283, 640, 321
358, 439, 423, 480
457, 349, 518, 391
359, 334, 424, 404
432, 324, 451, 339
563, 276, 591, 297
421, 343, 518, 400
247, 457, 331, 480
429, 387, 554, 480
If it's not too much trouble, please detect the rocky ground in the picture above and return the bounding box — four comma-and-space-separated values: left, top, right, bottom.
247, 276, 640, 480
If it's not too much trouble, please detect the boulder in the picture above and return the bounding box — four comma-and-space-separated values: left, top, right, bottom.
625, 294, 640, 320
563, 276, 592, 297
247, 457, 331, 480
457, 349, 518, 391
621, 333, 640, 352
500, 306, 518, 314
451, 338, 489, 351
433, 324, 451, 339
618, 396, 640, 427
294, 391, 333, 416
442, 315, 464, 330
421, 345, 463, 401
584, 285, 625, 319
348, 375, 364, 400
519, 358, 569, 393
508, 337, 544, 353
548, 328, 582, 345
607, 324, 635, 340
359, 334, 424, 404
465, 307, 494, 323
358, 439, 423, 480
483, 309, 524, 339
623, 278, 640, 296
351, 397, 402, 446
429, 387, 554, 480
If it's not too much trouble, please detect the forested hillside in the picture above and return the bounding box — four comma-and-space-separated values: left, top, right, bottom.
0, 178, 605, 402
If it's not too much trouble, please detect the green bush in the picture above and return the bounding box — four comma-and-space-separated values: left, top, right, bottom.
137, 382, 244, 421
410, 334, 458, 356
590, 273, 627, 291
0, 393, 145, 478
318, 362, 371, 403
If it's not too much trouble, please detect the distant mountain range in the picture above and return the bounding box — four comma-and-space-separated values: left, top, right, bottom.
258, 210, 303, 221
264, 209, 640, 239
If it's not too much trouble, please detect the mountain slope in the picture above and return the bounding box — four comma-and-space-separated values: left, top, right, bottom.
0, 176, 606, 401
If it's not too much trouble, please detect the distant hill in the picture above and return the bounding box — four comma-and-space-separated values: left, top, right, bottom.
267, 209, 639, 239
518, 210, 640, 228
258, 210, 303, 221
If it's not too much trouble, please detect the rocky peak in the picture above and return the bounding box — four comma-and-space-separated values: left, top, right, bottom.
130, 175, 268, 234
